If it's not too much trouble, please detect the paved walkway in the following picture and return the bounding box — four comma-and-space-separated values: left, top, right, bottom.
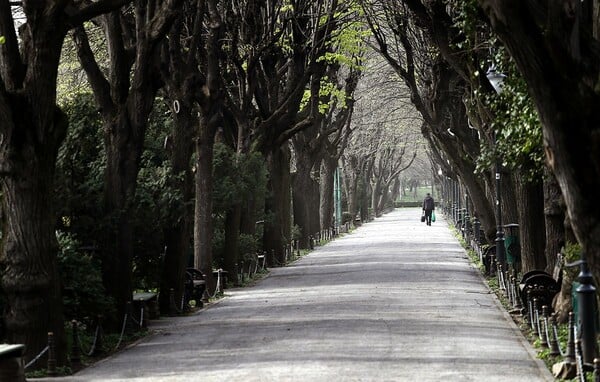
39, 208, 553, 381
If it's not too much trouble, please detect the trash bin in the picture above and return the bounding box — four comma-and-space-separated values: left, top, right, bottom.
503, 223, 520, 270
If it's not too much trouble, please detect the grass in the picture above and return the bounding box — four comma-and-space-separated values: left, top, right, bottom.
397, 186, 436, 203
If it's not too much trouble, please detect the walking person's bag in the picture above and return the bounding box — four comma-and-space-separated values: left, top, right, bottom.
421, 211, 425, 223
431, 211, 436, 223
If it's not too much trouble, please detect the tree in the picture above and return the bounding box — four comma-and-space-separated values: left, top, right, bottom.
361, 0, 500, 239
221, 0, 351, 265
72, 0, 183, 318
476, 0, 600, 286
0, 0, 131, 367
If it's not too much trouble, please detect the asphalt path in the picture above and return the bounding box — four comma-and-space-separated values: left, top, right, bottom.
38, 208, 553, 381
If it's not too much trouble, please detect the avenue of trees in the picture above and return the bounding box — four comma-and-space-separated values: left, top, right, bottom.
1, 0, 599, 371
359, 0, 600, 322
0, 0, 419, 369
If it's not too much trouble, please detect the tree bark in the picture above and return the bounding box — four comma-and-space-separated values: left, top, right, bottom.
320, 157, 337, 230
159, 103, 195, 312
0, 0, 139, 366
513, 175, 546, 273
222, 205, 242, 285
478, 0, 600, 300
0, 111, 68, 368
292, 154, 320, 246
264, 145, 292, 266
102, 110, 145, 319
543, 170, 565, 274
194, 121, 217, 289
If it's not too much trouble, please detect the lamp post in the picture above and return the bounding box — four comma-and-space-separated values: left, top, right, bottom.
486, 67, 507, 267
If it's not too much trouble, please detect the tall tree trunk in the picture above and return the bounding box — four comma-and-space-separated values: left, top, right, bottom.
159, 105, 195, 313
371, 178, 382, 217
223, 205, 241, 285
514, 175, 546, 273
390, 178, 401, 205
102, 111, 143, 320
264, 145, 292, 266
293, 159, 320, 246
0, 110, 67, 368
320, 158, 337, 230
194, 122, 217, 290
358, 175, 370, 222
543, 170, 565, 273
378, 183, 391, 214
343, 157, 360, 220
478, 0, 600, 310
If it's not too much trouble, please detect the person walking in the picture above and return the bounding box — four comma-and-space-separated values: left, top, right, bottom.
422, 193, 435, 226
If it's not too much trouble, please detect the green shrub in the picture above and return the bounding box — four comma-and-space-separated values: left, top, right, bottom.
57, 232, 114, 323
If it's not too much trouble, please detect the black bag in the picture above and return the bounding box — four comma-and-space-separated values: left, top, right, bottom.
420, 212, 425, 223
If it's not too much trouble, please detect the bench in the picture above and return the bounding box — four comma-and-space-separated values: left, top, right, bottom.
185, 268, 206, 308
519, 255, 563, 315
132, 292, 159, 327
0, 343, 26, 381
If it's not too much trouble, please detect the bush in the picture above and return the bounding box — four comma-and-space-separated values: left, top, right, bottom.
57, 232, 114, 323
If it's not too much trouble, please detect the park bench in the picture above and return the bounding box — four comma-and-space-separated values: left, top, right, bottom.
184, 268, 206, 308
0, 343, 26, 381
132, 292, 159, 327
519, 254, 563, 315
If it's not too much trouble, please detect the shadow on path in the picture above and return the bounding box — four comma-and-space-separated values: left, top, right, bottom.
37, 208, 552, 382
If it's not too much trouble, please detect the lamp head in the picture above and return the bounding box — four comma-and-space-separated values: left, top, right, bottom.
486, 67, 506, 94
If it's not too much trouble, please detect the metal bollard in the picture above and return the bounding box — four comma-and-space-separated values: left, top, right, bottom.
508, 276, 515, 305
234, 263, 240, 286
532, 298, 540, 336
540, 305, 549, 347
565, 312, 576, 364
47, 332, 57, 376
527, 290, 534, 328
169, 288, 177, 316
594, 358, 600, 382
71, 320, 81, 366
514, 277, 522, 310
548, 314, 561, 356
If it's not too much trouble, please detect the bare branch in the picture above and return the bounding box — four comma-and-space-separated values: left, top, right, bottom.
68, 0, 132, 26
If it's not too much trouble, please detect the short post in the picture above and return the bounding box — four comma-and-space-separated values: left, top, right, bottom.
169, 288, 177, 316
565, 312, 576, 364
510, 276, 517, 307
532, 298, 540, 336
240, 261, 245, 283
548, 314, 560, 357
540, 305, 549, 347
513, 276, 522, 310
71, 320, 81, 366
593, 358, 600, 382
234, 262, 240, 286
527, 290, 534, 328
47, 332, 57, 376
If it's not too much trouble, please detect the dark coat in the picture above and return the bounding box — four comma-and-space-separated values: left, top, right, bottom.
423, 195, 435, 211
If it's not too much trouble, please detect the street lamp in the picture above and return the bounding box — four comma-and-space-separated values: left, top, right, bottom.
486, 66, 506, 268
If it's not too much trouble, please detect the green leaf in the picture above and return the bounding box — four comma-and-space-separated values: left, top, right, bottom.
0, 36, 5, 44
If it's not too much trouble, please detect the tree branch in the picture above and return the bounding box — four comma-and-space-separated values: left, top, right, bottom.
68, 0, 132, 26
72, 26, 115, 116
0, 0, 25, 89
